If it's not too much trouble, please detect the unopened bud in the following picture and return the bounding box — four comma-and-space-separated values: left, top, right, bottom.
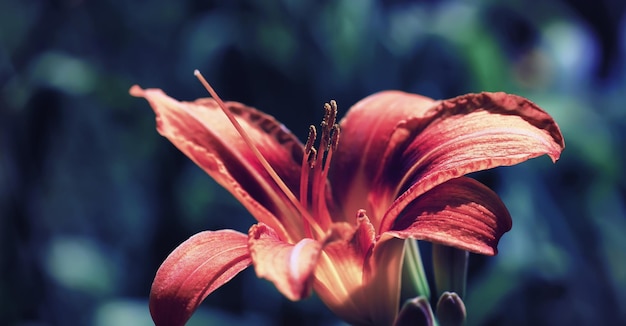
393, 296, 435, 326
435, 292, 466, 326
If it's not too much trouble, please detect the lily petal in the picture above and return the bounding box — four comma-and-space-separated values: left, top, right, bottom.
385, 177, 511, 255
130, 86, 304, 240
330, 91, 436, 224
379, 92, 563, 232
150, 230, 252, 326
248, 223, 322, 301
314, 214, 405, 325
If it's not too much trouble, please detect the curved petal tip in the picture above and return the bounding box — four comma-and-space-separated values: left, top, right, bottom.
129, 84, 145, 97
149, 230, 251, 326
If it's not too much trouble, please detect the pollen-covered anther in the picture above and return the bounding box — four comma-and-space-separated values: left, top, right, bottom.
305, 125, 318, 169
330, 124, 340, 151
305, 125, 317, 155
318, 101, 338, 154
326, 100, 338, 127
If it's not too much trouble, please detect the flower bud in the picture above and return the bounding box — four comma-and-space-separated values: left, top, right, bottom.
435, 291, 466, 326
393, 296, 435, 326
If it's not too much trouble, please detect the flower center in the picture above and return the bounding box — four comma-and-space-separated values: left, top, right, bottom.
299, 100, 341, 237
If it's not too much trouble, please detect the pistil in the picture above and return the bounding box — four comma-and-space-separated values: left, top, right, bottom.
194, 70, 324, 240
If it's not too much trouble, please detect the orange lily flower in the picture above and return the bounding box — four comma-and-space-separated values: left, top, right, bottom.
130, 73, 563, 326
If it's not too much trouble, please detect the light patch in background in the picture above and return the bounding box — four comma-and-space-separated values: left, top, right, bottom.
44, 236, 115, 295
386, 4, 426, 55
30, 51, 97, 95
94, 299, 291, 326
532, 93, 618, 178
543, 20, 598, 89
94, 299, 153, 326
431, 2, 478, 44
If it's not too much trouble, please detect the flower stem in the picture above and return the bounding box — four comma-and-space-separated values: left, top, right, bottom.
432, 244, 468, 299
403, 239, 431, 300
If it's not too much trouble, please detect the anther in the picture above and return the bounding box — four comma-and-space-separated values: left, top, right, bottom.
305, 125, 317, 154
327, 100, 338, 126
330, 124, 340, 151
323, 102, 332, 123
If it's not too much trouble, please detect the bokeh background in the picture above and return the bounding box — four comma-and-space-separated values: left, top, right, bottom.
2, 0, 625, 325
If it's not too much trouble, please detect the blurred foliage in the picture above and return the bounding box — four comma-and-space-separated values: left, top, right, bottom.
1, 0, 625, 325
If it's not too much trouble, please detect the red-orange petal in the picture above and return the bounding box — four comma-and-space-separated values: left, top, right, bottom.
149, 230, 251, 326
130, 85, 303, 240
247, 223, 322, 301
379, 92, 563, 230
385, 177, 512, 256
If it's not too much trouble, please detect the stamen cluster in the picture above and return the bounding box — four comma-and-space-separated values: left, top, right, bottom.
299, 101, 341, 237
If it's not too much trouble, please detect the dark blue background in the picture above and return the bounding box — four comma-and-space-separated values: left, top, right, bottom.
2, 0, 625, 325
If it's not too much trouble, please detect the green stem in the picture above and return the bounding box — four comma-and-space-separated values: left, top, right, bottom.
403, 239, 431, 300
432, 244, 468, 299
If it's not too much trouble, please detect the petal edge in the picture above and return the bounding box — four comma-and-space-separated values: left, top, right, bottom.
386, 177, 511, 255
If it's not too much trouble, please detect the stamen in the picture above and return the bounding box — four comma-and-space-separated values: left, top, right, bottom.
300, 128, 315, 215
299, 126, 318, 238
310, 100, 339, 226
308, 147, 317, 169
315, 101, 337, 171
194, 70, 323, 239
326, 100, 338, 133
321, 124, 340, 181
305, 125, 317, 154
330, 124, 340, 152
317, 124, 340, 220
